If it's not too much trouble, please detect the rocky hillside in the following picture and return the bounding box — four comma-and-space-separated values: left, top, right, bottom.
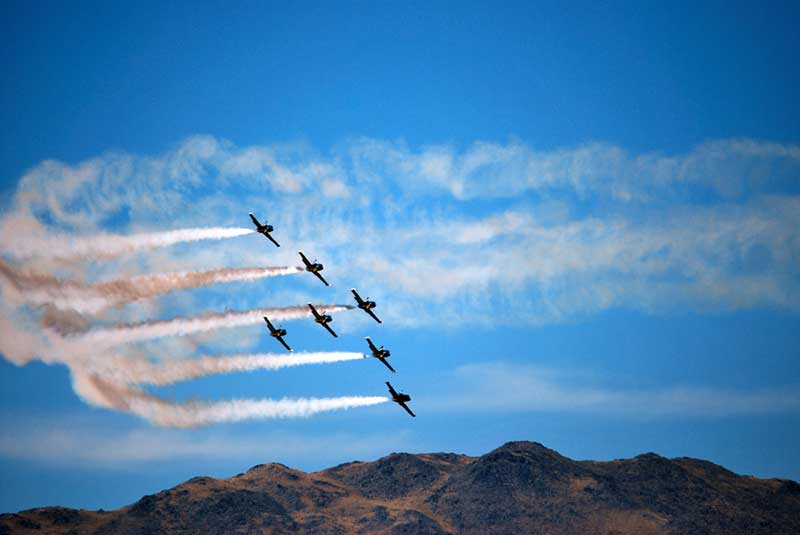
2, 441, 799, 534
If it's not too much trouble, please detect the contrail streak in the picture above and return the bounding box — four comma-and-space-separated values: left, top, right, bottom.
0, 260, 303, 314
135, 396, 390, 428
75, 304, 355, 347
0, 221, 377, 427
2, 227, 254, 260
72, 371, 387, 428
94, 351, 367, 386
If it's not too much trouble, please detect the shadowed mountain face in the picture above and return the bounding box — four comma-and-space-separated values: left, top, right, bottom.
2, 441, 799, 535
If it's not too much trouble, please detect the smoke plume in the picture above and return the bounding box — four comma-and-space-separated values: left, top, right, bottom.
76, 304, 355, 347
0, 259, 303, 314
92, 351, 368, 386
1, 227, 254, 261
0, 218, 381, 427
72, 371, 387, 428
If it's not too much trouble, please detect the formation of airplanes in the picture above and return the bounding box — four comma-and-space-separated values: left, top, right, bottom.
249, 212, 416, 418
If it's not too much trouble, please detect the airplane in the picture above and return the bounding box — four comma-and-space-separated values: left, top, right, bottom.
299, 251, 329, 286
263, 316, 291, 352
386, 381, 415, 417
248, 213, 280, 247
366, 336, 395, 372
351, 288, 381, 324
308, 303, 337, 338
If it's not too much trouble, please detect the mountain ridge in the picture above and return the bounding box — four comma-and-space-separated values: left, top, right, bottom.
2, 440, 798, 534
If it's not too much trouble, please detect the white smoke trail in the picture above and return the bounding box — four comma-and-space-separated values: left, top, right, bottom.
72, 371, 387, 428
3, 301, 375, 428
0, 221, 378, 427
94, 351, 367, 386
0, 322, 380, 425
76, 304, 355, 348
1, 227, 254, 260
134, 395, 390, 428
0, 260, 303, 314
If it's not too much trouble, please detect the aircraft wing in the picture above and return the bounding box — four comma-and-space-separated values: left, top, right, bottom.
385, 381, 398, 397
365, 308, 382, 324
322, 322, 338, 338
366, 337, 378, 353
249, 213, 261, 227
276, 335, 292, 352
265, 232, 280, 247
313, 271, 330, 286
307, 303, 321, 319
398, 401, 416, 417
299, 251, 311, 267
263, 316, 275, 332
378, 357, 396, 373
351, 288, 364, 304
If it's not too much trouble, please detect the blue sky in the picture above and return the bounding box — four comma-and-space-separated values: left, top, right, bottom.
1, 0, 799, 512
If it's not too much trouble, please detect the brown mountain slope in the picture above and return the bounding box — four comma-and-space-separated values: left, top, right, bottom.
2, 441, 799, 535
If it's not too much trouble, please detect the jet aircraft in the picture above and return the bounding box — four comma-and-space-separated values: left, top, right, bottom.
263, 316, 291, 352
299, 251, 330, 286
308, 303, 337, 338
351, 288, 381, 323
366, 336, 395, 372
386, 382, 415, 417
248, 213, 280, 247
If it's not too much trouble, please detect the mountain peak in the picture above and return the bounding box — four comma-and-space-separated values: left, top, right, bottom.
243, 462, 298, 475
493, 440, 565, 457
634, 451, 666, 461
498, 439, 549, 449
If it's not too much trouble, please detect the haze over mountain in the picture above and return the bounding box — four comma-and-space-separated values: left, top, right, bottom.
2, 441, 798, 535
